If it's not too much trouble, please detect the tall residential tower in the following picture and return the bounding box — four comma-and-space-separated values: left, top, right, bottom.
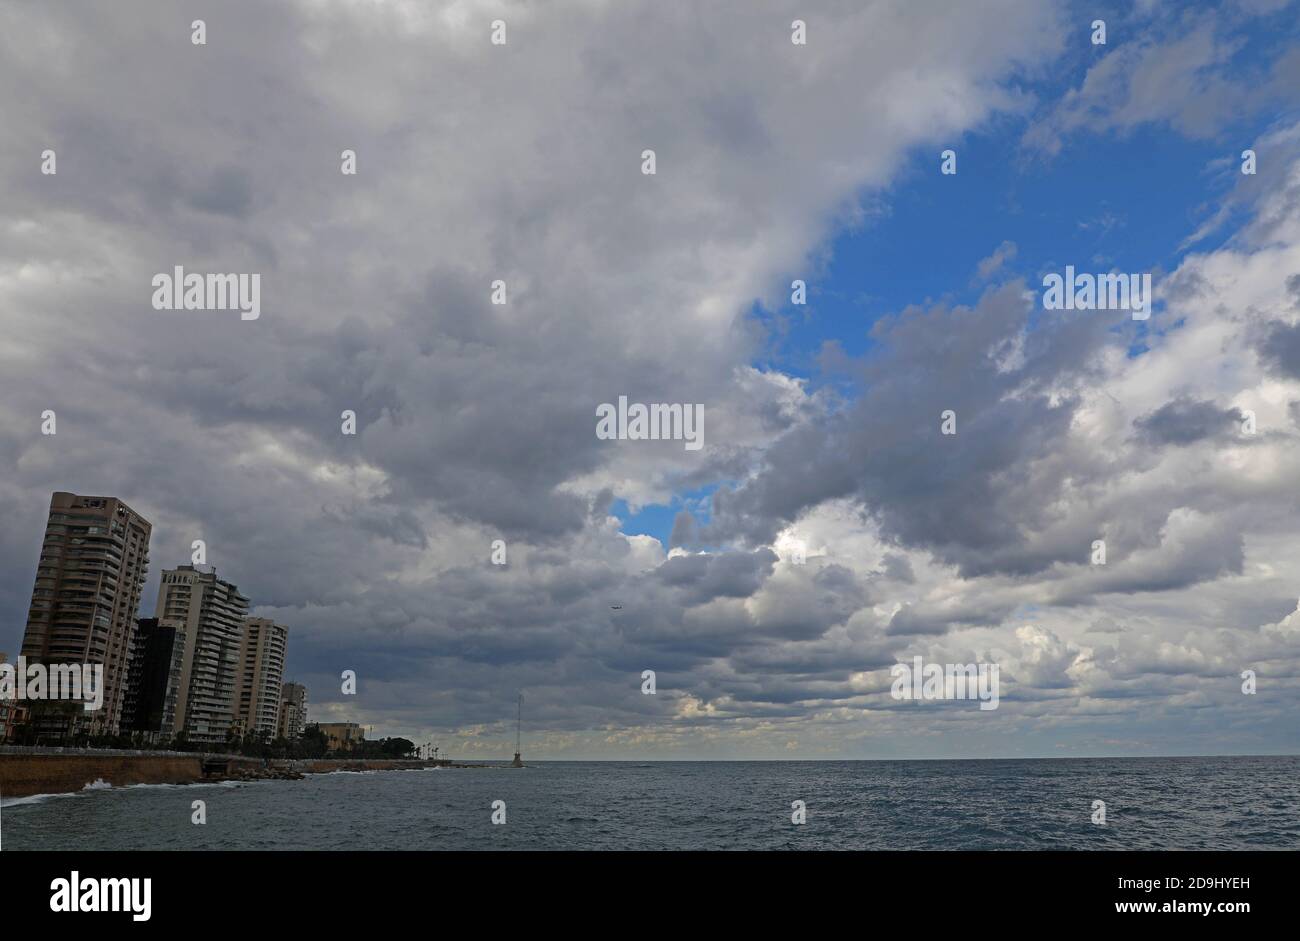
232, 617, 289, 738
155, 564, 249, 744
121, 618, 186, 738
19, 492, 152, 736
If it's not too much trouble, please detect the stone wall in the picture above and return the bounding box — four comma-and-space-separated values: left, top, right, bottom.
0, 753, 205, 798
0, 754, 452, 798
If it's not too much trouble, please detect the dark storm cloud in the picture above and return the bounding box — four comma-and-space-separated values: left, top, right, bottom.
708, 283, 1118, 577
654, 548, 776, 604
887, 598, 1015, 637
1258, 322, 1300, 379
188, 166, 257, 219
1133, 397, 1244, 445
668, 510, 699, 549
879, 553, 915, 583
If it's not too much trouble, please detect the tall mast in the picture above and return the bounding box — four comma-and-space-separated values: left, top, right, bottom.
510, 693, 524, 767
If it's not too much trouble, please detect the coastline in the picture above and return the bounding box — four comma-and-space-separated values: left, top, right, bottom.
0, 750, 494, 800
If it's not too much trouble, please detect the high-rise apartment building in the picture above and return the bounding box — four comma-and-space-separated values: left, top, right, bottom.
19, 492, 152, 737
155, 564, 249, 744
121, 618, 186, 738
277, 681, 307, 740
232, 617, 289, 738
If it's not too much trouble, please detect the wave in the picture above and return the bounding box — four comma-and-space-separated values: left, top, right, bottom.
1, 790, 80, 809
120, 779, 243, 791
3, 777, 242, 808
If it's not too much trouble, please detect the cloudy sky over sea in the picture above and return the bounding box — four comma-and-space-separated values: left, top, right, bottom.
2, 0, 1299, 759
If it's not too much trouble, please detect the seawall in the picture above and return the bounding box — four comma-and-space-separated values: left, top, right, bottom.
0, 753, 207, 798
0, 754, 486, 798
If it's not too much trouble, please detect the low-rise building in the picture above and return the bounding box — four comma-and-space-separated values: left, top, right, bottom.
0, 652, 30, 742
317, 722, 364, 752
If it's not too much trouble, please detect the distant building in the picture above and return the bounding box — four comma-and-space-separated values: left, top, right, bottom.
0, 652, 7, 739
155, 565, 249, 744
121, 618, 186, 738
0, 652, 30, 743
19, 492, 152, 738
317, 722, 364, 751
231, 618, 288, 738
277, 682, 307, 740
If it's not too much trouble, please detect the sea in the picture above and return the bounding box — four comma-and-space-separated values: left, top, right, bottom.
3, 756, 1297, 850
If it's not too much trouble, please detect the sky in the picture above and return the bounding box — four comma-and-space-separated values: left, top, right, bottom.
2, 0, 1299, 760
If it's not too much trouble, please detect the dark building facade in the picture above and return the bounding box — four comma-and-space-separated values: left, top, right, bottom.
122, 618, 185, 737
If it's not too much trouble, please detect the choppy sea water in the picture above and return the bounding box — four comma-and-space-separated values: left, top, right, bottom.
3, 756, 1298, 850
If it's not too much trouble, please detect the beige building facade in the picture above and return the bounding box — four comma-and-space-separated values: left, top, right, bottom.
317, 722, 365, 751
232, 617, 289, 738
155, 565, 250, 744
277, 681, 307, 739
19, 492, 152, 736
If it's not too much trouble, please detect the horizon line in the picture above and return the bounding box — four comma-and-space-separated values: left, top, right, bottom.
490, 752, 1300, 762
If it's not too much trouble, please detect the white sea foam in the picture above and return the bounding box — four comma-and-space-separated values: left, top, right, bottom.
1, 791, 79, 809
4, 777, 240, 807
